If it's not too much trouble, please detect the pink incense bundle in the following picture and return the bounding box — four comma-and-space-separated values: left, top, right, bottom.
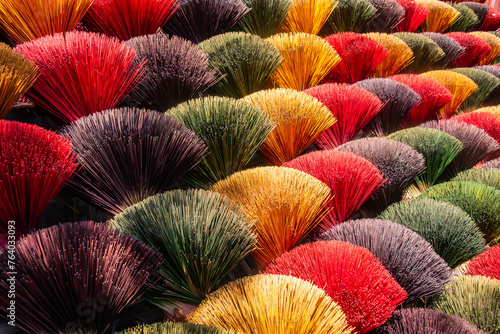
322, 32, 388, 84
15, 31, 145, 124
389, 74, 453, 127
304, 83, 383, 149
446, 32, 492, 67
282, 150, 386, 232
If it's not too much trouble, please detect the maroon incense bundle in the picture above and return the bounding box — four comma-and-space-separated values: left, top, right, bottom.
0, 221, 162, 333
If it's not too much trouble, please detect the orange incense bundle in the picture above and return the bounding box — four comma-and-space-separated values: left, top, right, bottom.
365, 33, 414, 77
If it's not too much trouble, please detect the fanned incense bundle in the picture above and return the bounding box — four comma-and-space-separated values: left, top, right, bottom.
282, 150, 385, 231
373, 308, 485, 334
265, 241, 407, 334
63, 107, 206, 215
468, 244, 500, 279
393, 0, 430, 33
416, 0, 460, 32
243, 89, 335, 165
461, 2, 489, 30
189, 275, 353, 334
421, 119, 499, 180
471, 32, 500, 65
450, 68, 499, 112
0, 120, 79, 247
279, 0, 337, 34
111, 189, 257, 315
199, 32, 283, 98
83, 0, 178, 40
446, 32, 492, 67
387, 127, 464, 194
389, 74, 453, 127
336, 138, 425, 216
319, 219, 451, 303
0, 43, 38, 119
365, 33, 414, 77
322, 33, 388, 84
119, 322, 235, 334
431, 276, 500, 334
474, 66, 500, 105
447, 3, 478, 32
15, 31, 146, 124
163, 0, 250, 43
322, 0, 377, 33
421, 32, 465, 68
237, 0, 291, 38
392, 32, 445, 73
168, 96, 274, 188
474, 105, 500, 117
421, 70, 477, 118
482, 157, 500, 168
453, 168, 500, 190
0, 0, 93, 44
210, 167, 331, 268
365, 0, 405, 32
480, 8, 500, 31
0, 221, 162, 334
126, 34, 220, 111
267, 32, 341, 90
453, 111, 500, 146
304, 83, 383, 149
419, 181, 500, 244
379, 198, 487, 268
355, 78, 420, 135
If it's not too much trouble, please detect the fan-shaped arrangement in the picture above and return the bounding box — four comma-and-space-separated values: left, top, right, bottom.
336, 138, 425, 216
210, 166, 331, 268
431, 275, 500, 334
319, 219, 451, 303
168, 96, 274, 188
119, 322, 236, 334
110, 189, 257, 315
379, 198, 487, 268
265, 241, 407, 333
305, 83, 383, 149
0, 221, 162, 334
282, 150, 386, 230
199, 32, 283, 98
15, 31, 146, 124
243, 88, 335, 165
419, 181, 500, 244
189, 274, 353, 334
0, 120, 79, 247
63, 107, 206, 215
365, 32, 415, 77
453, 168, 500, 190
237, 0, 292, 38
126, 34, 220, 111
467, 244, 500, 279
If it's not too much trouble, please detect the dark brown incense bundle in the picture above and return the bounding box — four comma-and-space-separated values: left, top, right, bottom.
126, 34, 220, 111
354, 78, 420, 135
63, 107, 206, 215
0, 221, 162, 334
336, 138, 425, 216
163, 0, 251, 43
